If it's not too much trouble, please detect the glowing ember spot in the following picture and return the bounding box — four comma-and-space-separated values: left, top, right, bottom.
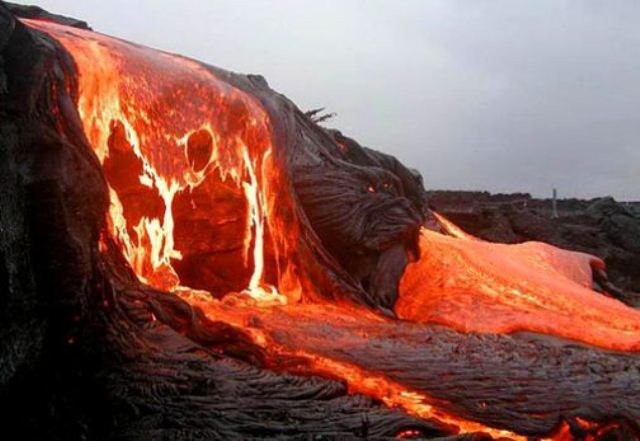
545, 421, 573, 441
396, 429, 421, 439
97, 231, 108, 253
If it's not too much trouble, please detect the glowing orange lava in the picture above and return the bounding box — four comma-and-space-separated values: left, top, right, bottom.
398, 217, 640, 352
183, 296, 527, 441
25, 18, 297, 303
25, 18, 640, 440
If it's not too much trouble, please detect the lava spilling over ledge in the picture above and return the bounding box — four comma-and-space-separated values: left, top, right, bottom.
15, 15, 640, 440
25, 18, 303, 305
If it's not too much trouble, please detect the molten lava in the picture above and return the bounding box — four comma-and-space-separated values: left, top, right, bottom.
26, 18, 640, 440
26, 19, 295, 304
398, 217, 640, 352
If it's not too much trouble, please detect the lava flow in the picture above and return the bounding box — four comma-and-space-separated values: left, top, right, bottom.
398, 215, 640, 352
26, 18, 640, 440
25, 18, 299, 305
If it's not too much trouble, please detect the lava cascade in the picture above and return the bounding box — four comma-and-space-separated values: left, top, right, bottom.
25, 18, 300, 304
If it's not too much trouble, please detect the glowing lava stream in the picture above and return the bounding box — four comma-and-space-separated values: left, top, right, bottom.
185, 296, 527, 441
241, 148, 283, 305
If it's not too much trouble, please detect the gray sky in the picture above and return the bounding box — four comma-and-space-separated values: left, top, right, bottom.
18, 0, 640, 199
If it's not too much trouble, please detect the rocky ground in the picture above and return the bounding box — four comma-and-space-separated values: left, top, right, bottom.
429, 191, 640, 305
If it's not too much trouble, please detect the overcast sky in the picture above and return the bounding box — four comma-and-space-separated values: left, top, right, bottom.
18, 0, 640, 199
